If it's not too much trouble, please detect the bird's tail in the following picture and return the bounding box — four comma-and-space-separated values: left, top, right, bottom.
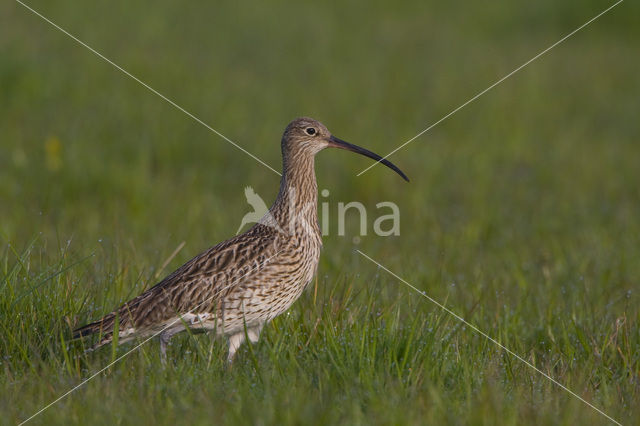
72, 312, 119, 349
72, 314, 113, 338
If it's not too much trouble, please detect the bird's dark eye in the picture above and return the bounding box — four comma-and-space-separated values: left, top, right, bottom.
306, 127, 316, 136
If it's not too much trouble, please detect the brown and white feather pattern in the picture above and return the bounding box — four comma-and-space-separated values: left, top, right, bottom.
74, 219, 321, 348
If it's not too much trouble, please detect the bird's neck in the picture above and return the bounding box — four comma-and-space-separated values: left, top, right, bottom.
270, 153, 319, 236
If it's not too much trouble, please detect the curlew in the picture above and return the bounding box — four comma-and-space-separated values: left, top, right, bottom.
73, 117, 408, 362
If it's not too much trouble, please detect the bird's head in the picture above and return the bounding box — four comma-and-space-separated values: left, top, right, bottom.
281, 117, 409, 182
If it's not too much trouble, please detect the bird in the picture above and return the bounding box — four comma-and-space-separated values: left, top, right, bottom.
73, 117, 408, 363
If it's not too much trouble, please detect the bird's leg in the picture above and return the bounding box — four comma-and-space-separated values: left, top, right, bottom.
226, 323, 264, 363
247, 323, 264, 344
159, 332, 171, 365
227, 332, 246, 363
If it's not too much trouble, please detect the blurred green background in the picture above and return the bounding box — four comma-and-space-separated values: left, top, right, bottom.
1, 0, 638, 424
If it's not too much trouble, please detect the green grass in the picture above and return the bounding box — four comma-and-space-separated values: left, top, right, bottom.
1, 0, 639, 424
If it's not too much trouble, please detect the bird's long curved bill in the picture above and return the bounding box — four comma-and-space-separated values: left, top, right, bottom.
328, 135, 409, 182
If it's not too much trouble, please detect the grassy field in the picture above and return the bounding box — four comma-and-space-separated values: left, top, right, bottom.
1, 0, 639, 424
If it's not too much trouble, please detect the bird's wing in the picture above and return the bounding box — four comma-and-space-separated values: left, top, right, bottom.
73, 224, 281, 341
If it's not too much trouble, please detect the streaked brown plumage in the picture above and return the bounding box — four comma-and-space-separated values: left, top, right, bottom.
73, 117, 408, 362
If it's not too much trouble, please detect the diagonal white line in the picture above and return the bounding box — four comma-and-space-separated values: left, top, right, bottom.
356, 250, 622, 425
15, 0, 282, 176
18, 246, 286, 425
357, 0, 624, 177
